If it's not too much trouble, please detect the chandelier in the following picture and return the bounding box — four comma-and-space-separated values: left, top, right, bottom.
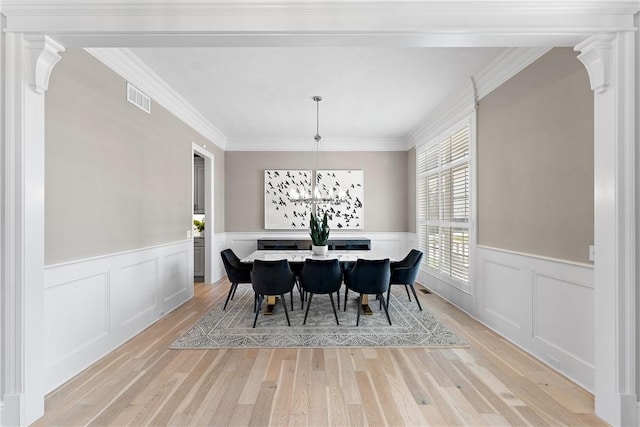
288, 96, 346, 205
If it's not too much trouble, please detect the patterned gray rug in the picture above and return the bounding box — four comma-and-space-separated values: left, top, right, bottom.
171, 286, 467, 349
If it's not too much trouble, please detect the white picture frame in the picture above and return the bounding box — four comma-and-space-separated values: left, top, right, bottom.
316, 169, 364, 230
264, 170, 312, 229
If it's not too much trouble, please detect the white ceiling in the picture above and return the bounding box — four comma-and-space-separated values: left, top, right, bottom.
130, 46, 505, 148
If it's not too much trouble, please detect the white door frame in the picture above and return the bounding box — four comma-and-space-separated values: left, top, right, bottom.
192, 143, 215, 285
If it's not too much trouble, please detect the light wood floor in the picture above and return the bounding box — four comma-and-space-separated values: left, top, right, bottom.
33, 279, 606, 427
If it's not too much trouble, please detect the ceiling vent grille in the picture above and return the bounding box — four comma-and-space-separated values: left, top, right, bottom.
126, 82, 151, 114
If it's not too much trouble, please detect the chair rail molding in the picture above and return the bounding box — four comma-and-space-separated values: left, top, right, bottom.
1, 31, 64, 425
575, 31, 637, 427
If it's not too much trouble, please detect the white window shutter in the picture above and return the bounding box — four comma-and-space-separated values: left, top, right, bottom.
417, 121, 471, 286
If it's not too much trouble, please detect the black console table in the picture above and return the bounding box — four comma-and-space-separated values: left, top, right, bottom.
257, 238, 371, 251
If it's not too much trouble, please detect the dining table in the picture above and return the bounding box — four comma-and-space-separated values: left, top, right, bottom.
241, 249, 392, 315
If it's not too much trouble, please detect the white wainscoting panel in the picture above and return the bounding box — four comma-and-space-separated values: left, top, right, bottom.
417, 270, 476, 314
43, 240, 193, 392
112, 258, 158, 334
481, 261, 523, 330
44, 273, 109, 372
163, 250, 189, 308
475, 246, 594, 391
532, 273, 594, 365
211, 232, 227, 282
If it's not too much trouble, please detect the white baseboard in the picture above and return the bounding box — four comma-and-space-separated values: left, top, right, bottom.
43, 240, 194, 393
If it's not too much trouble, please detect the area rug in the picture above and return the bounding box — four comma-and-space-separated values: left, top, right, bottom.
170, 286, 467, 349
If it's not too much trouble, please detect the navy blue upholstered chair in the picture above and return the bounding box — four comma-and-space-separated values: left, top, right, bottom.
388, 249, 424, 311
250, 259, 296, 328
300, 259, 343, 325
220, 249, 252, 310
344, 258, 392, 326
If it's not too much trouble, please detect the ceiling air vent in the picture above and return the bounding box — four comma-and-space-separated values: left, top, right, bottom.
126, 82, 151, 114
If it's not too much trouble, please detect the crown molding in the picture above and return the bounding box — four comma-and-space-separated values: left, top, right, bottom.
408, 46, 550, 145
227, 137, 410, 152
408, 78, 476, 145
85, 47, 227, 150
474, 46, 551, 99
4, 1, 640, 16
3, 1, 637, 48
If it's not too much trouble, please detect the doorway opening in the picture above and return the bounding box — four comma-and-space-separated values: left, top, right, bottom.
193, 153, 206, 281
192, 143, 215, 285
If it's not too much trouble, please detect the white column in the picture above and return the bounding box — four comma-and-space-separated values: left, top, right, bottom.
576, 32, 637, 427
1, 32, 63, 426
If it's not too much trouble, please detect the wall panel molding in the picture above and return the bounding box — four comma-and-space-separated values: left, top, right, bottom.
475, 246, 594, 391
43, 240, 193, 392
420, 245, 594, 391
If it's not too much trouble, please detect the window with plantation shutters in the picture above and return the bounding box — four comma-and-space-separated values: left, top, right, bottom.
417, 120, 472, 288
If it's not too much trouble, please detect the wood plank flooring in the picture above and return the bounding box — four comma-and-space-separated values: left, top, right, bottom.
32, 280, 607, 426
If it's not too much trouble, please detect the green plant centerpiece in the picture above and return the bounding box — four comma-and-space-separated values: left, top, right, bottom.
309, 209, 330, 256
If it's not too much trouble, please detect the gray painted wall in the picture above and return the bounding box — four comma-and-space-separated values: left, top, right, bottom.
477, 47, 594, 263
45, 49, 225, 265
225, 151, 408, 232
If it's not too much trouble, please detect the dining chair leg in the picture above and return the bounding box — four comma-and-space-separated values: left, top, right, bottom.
290, 291, 294, 311
379, 293, 392, 325
386, 287, 391, 311
356, 294, 362, 326
231, 283, 239, 300
223, 282, 237, 310
344, 287, 349, 311
281, 294, 291, 326
329, 293, 339, 325
409, 284, 422, 311
296, 279, 304, 308
404, 284, 412, 301
303, 293, 314, 325
336, 285, 341, 310
253, 294, 264, 328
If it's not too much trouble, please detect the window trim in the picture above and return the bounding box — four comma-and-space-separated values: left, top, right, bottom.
416, 113, 476, 294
